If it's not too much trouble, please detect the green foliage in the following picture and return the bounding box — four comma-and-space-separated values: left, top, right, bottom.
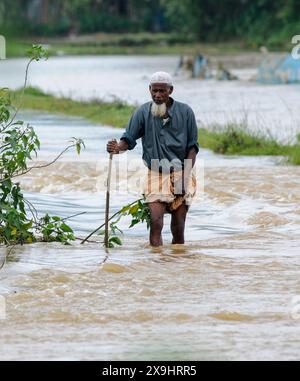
96, 198, 151, 248
22, 86, 50, 97
0, 89, 10, 123
1, 0, 162, 35
287, 149, 300, 165
0, 45, 85, 247
127, 199, 151, 229
27, 45, 49, 61
161, 0, 198, 36
108, 236, 122, 248
287, 137, 300, 165
1, 0, 300, 48
39, 214, 75, 245
70, 137, 86, 155
199, 124, 300, 162
162, 0, 299, 48
203, 125, 282, 155
1, 124, 40, 176
0, 180, 35, 244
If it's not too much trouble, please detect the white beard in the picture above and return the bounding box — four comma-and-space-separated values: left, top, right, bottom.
151, 102, 167, 118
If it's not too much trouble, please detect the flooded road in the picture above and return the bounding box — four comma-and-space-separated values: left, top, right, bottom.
0, 110, 300, 360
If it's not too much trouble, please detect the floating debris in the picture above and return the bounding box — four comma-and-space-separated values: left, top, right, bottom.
257, 53, 300, 84
215, 62, 238, 81
175, 54, 237, 80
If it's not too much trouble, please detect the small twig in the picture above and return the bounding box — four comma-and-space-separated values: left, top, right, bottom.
75, 236, 99, 244
0, 143, 76, 184
0, 243, 17, 270
31, 211, 86, 232
24, 198, 39, 224
4, 58, 34, 131
60, 211, 86, 222
28, 145, 74, 170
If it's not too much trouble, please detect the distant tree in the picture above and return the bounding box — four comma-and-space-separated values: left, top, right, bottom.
162, 0, 299, 44
1, 0, 299, 45
118, 0, 129, 15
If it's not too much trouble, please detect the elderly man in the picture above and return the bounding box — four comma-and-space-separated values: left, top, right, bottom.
107, 71, 199, 247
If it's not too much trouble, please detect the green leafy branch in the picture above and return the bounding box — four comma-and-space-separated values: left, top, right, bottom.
81, 198, 151, 247
38, 214, 76, 245
0, 45, 85, 249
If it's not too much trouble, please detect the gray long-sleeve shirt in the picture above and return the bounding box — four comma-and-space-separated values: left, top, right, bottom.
120, 98, 199, 172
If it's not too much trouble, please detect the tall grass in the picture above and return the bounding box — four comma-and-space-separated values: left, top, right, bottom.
199, 121, 300, 164
287, 134, 300, 165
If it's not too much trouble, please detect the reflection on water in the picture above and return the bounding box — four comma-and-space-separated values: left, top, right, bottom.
0, 101, 300, 359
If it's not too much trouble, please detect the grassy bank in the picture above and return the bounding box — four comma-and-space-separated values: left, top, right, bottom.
5, 31, 293, 58
199, 125, 300, 165
12, 87, 135, 128
5, 34, 269, 58
11, 87, 300, 165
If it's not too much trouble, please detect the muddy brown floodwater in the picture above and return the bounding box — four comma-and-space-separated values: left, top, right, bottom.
1, 55, 300, 360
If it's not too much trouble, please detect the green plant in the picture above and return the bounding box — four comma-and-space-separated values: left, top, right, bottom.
199, 124, 295, 157
287, 137, 300, 165
0, 45, 85, 249
82, 198, 151, 248
39, 214, 75, 244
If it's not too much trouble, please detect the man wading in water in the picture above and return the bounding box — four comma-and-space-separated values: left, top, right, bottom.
107, 72, 199, 247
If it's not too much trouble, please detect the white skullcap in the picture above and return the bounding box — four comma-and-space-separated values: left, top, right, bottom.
150, 71, 173, 86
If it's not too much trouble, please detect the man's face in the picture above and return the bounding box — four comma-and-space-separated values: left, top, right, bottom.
149, 83, 173, 105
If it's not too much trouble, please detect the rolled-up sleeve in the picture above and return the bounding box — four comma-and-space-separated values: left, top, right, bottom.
120, 108, 144, 150
187, 108, 200, 154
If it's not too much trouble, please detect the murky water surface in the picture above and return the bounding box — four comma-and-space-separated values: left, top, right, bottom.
0, 56, 300, 360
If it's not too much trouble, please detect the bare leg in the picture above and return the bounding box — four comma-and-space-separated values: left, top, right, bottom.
148, 202, 166, 247
171, 203, 188, 244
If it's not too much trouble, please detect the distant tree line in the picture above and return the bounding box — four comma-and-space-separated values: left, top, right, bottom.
0, 0, 299, 45
163, 0, 300, 46
0, 0, 163, 35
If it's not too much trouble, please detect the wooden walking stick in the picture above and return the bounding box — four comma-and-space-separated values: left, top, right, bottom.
104, 152, 113, 248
